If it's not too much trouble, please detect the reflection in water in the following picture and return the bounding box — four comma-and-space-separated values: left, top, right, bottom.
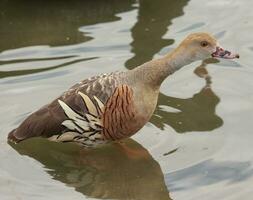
0, 0, 134, 79
151, 60, 223, 133
0, 57, 97, 79
168, 159, 253, 191
125, 0, 189, 69
10, 139, 171, 200
0, 0, 135, 51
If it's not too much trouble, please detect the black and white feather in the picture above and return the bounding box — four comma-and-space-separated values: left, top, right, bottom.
49, 92, 106, 146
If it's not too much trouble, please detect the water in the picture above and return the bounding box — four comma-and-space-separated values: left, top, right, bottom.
0, 0, 253, 199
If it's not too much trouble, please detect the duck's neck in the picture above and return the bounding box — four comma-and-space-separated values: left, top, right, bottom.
131, 45, 194, 89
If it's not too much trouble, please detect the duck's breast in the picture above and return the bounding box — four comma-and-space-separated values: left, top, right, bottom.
101, 83, 159, 141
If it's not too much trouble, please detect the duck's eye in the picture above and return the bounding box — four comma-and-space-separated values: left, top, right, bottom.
200, 41, 208, 47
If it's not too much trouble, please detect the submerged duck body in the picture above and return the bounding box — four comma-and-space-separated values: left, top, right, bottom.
8, 33, 239, 147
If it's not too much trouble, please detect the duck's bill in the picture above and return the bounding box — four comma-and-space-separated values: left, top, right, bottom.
212, 47, 239, 59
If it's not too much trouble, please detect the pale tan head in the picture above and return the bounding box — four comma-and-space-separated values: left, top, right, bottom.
178, 32, 239, 61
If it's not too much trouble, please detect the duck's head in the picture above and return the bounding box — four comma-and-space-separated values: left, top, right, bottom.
178, 32, 239, 61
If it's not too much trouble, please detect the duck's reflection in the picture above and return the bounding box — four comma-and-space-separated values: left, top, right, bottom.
10, 139, 171, 200
151, 60, 223, 133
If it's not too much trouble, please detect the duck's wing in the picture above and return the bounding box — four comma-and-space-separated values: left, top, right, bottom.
7, 73, 120, 144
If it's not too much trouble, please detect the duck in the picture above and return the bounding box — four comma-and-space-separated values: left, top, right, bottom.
7, 33, 239, 147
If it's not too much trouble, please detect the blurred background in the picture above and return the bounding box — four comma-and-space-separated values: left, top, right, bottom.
0, 0, 253, 199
